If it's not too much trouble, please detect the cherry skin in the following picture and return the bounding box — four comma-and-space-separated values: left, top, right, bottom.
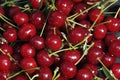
0, 6, 4, 15
13, 74, 28, 80
36, 50, 53, 67
72, 0, 82, 3
48, 10, 66, 28
109, 40, 120, 57
68, 27, 86, 45
87, 47, 104, 64
45, 34, 62, 51
13, 12, 29, 25
0, 44, 13, 55
3, 28, 17, 42
105, 16, 120, 32
0, 54, 11, 70
30, 11, 45, 29
89, 8, 104, 23
20, 43, 36, 58
56, 0, 74, 15
111, 63, 120, 79
30, 0, 44, 9
75, 68, 93, 80
38, 67, 52, 80
93, 40, 105, 50
79, 20, 91, 28
93, 24, 107, 39
62, 50, 81, 64
56, 76, 68, 80
60, 61, 77, 78
30, 35, 45, 50
0, 70, 10, 79
18, 23, 36, 41
20, 57, 37, 74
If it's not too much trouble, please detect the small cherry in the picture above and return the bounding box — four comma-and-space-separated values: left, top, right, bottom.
30, 0, 44, 9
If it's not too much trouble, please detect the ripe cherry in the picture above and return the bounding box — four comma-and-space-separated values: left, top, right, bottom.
0, 6, 4, 15
84, 0, 99, 5
30, 0, 44, 9
79, 20, 91, 28
13, 74, 28, 80
93, 40, 105, 50
0, 70, 10, 79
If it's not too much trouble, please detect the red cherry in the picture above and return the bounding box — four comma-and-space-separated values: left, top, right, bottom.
0, 54, 11, 70
0, 70, 10, 79
14, 74, 28, 80
89, 8, 104, 23
48, 10, 66, 28
13, 12, 29, 25
93, 24, 107, 39
30, 35, 45, 50
111, 63, 120, 79
62, 50, 81, 64
56, 76, 68, 80
20, 43, 36, 58
72, 0, 82, 3
68, 27, 86, 45
30, 0, 44, 9
56, 0, 74, 15
20, 57, 37, 74
45, 34, 62, 51
38, 67, 52, 80
3, 28, 17, 42
30, 11, 45, 29
36, 50, 53, 67
75, 68, 93, 80
60, 61, 77, 78
79, 20, 91, 28
18, 23, 36, 41
105, 16, 120, 32
0, 6, 4, 15
93, 40, 105, 50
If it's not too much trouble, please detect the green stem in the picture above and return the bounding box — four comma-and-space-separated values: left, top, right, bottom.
114, 7, 120, 18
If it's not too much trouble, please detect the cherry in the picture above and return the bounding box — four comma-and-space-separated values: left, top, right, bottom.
72, 0, 82, 3
93, 40, 105, 50
30, 11, 45, 29
101, 54, 116, 68
79, 20, 91, 28
93, 24, 107, 39
30, 0, 44, 9
0, 54, 11, 70
72, 3, 88, 20
48, 10, 66, 28
61, 50, 81, 64
13, 12, 29, 25
60, 61, 77, 78
68, 27, 86, 45
89, 8, 104, 23
0, 44, 13, 55
13, 74, 28, 80
111, 63, 120, 79
87, 47, 104, 64
104, 33, 117, 46
75, 68, 93, 80
56, 76, 68, 80
0, 6, 4, 15
3, 28, 17, 42
30, 35, 45, 50
38, 67, 52, 80
36, 50, 53, 67
45, 34, 62, 51
0, 70, 10, 80
20, 43, 36, 58
105, 16, 120, 32
56, 0, 74, 15
109, 40, 120, 57
20, 57, 37, 74
18, 23, 36, 41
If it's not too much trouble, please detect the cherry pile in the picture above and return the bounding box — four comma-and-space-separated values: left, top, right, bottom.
0, 0, 120, 80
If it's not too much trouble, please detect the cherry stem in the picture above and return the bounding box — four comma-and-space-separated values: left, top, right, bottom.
75, 42, 94, 65
0, 27, 5, 31
1, 0, 19, 6
31, 74, 39, 80
114, 7, 120, 18
52, 67, 59, 80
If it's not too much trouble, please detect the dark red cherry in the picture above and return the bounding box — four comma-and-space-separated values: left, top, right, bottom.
20, 43, 36, 58
75, 68, 93, 80
0, 44, 13, 55
30, 35, 45, 50
30, 0, 44, 9
56, 76, 68, 80
20, 57, 37, 74
0, 70, 10, 79
48, 10, 66, 28
62, 50, 81, 64
38, 67, 52, 80
3, 28, 17, 42
87, 47, 104, 64
93, 40, 105, 50
0, 54, 11, 70
68, 27, 86, 45
45, 34, 62, 51
60, 61, 77, 78
14, 74, 28, 80
30, 11, 45, 29
93, 24, 107, 39
0, 7, 4, 15
79, 20, 91, 28
72, 3, 88, 20
18, 23, 36, 41
89, 8, 104, 23
13, 12, 29, 25
105, 16, 120, 32
36, 50, 53, 67
109, 40, 120, 57
72, 0, 82, 3
56, 0, 74, 15
111, 63, 120, 79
